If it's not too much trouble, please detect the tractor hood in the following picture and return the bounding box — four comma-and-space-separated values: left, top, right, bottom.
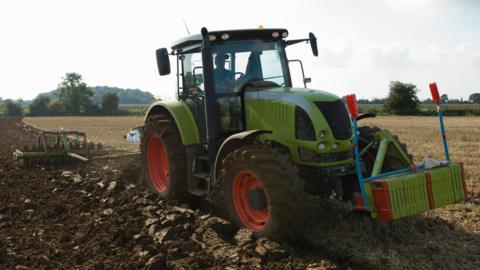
262, 87, 339, 101
244, 86, 354, 168
244, 87, 341, 113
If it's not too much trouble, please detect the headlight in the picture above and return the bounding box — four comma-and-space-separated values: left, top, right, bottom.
281, 31, 288, 38
318, 143, 326, 151
209, 35, 217, 41
318, 130, 326, 139
221, 33, 230, 40
272, 32, 279, 38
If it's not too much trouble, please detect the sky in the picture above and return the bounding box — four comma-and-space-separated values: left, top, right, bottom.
0, 0, 479, 101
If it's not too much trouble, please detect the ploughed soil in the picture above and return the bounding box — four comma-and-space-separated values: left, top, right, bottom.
1, 117, 479, 270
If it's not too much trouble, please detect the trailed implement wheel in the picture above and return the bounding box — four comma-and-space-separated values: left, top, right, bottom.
220, 144, 305, 242
141, 112, 188, 199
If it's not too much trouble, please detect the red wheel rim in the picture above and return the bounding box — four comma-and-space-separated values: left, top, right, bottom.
232, 170, 269, 232
147, 135, 169, 192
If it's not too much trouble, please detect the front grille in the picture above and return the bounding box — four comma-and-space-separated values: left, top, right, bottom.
298, 147, 353, 163
315, 100, 352, 140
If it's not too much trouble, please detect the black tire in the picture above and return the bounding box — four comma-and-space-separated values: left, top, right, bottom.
220, 144, 305, 242
358, 126, 413, 174
141, 112, 188, 199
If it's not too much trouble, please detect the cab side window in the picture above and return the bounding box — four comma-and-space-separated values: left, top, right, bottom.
182, 52, 204, 95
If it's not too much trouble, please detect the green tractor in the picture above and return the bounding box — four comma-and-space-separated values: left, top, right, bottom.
141, 27, 467, 241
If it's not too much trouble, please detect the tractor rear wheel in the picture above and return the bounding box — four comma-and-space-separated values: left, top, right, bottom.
141, 112, 188, 199
220, 144, 305, 242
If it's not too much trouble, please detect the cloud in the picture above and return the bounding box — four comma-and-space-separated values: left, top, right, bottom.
317, 45, 353, 68
456, 41, 480, 69
365, 43, 413, 69
385, 0, 444, 15
386, 0, 480, 13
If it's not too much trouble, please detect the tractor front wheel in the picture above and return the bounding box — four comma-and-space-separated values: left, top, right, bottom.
141, 112, 188, 199
220, 144, 305, 242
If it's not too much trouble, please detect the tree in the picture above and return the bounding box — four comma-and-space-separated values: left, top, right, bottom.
469, 93, 480, 104
57, 72, 93, 114
384, 81, 419, 115
101, 92, 119, 114
86, 104, 101, 115
28, 96, 51, 116
3, 99, 23, 116
440, 94, 448, 104
48, 100, 65, 116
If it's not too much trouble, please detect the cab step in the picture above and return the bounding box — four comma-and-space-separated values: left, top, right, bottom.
189, 188, 209, 197
193, 172, 209, 180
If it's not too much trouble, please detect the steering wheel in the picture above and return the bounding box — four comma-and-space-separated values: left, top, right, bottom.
234, 76, 262, 92
234, 72, 245, 79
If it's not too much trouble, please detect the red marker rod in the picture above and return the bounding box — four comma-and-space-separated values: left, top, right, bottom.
429, 82, 450, 162
429, 82, 441, 106
346, 94, 359, 119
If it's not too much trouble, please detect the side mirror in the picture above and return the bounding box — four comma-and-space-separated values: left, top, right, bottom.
156, 48, 171, 76
309, 32, 318, 57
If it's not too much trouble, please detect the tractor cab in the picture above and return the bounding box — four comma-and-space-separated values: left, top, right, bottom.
157, 28, 317, 138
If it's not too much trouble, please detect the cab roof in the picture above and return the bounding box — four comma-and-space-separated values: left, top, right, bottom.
171, 28, 288, 51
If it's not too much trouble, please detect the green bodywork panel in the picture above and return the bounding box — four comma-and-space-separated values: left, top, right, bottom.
145, 100, 200, 145
244, 87, 353, 167
146, 87, 355, 167
370, 163, 465, 220
379, 172, 430, 219
423, 163, 465, 207
371, 130, 412, 176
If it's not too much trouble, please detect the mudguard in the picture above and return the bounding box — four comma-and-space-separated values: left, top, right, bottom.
213, 130, 272, 184
145, 100, 200, 145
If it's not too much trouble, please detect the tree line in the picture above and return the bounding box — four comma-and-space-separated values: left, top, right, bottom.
359, 81, 480, 116
2, 75, 480, 117
359, 89, 480, 105
1, 73, 125, 117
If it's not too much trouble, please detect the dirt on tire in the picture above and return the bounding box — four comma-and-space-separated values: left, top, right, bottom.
1, 117, 479, 269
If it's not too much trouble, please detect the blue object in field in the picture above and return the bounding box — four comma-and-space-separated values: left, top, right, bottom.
352, 119, 370, 209
437, 109, 451, 162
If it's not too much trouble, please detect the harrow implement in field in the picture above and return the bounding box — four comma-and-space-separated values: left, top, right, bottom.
13, 130, 105, 167
348, 82, 468, 221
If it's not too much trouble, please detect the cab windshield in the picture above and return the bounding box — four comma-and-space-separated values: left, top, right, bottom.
212, 40, 290, 93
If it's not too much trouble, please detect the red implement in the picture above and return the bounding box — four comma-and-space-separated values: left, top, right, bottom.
346, 94, 359, 119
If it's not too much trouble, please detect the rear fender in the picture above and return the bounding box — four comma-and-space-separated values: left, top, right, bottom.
145, 100, 200, 145
213, 130, 272, 184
